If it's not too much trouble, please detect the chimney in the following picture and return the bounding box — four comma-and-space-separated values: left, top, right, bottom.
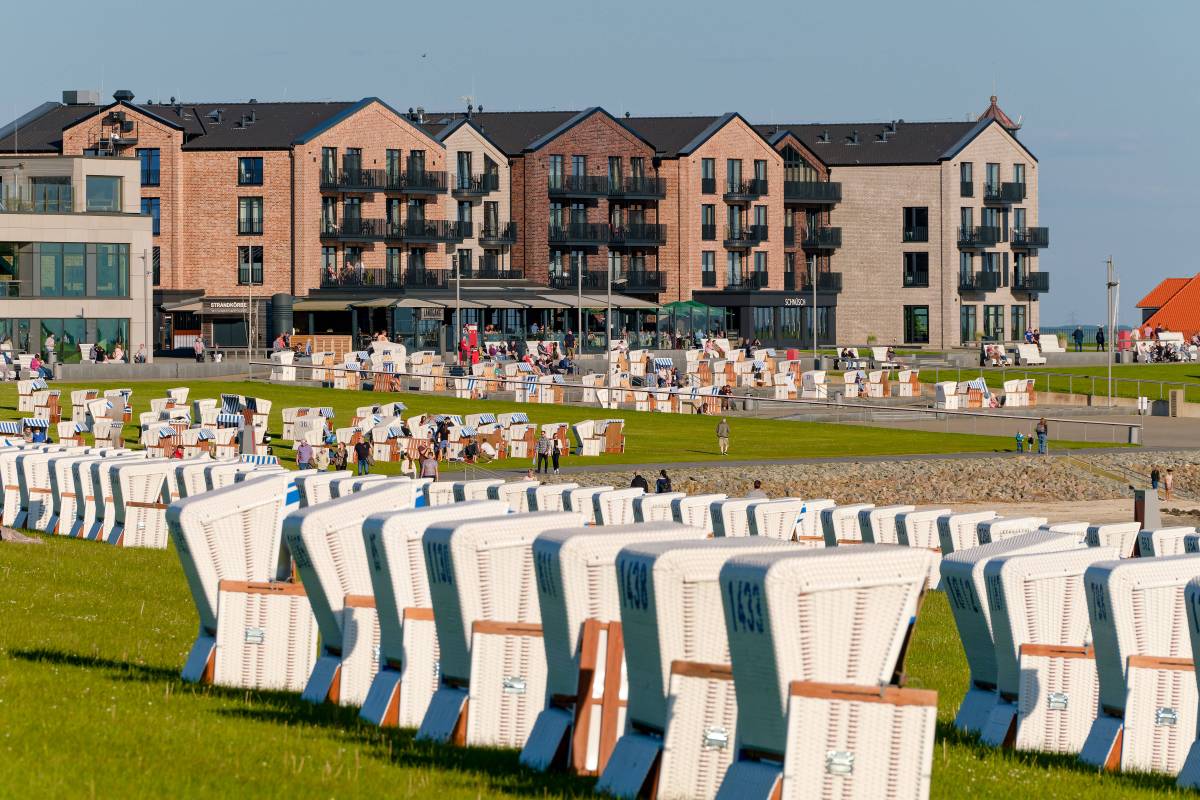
62, 89, 99, 106
113, 89, 134, 103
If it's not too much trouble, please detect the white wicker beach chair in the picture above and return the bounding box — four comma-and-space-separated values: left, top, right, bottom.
895, 508, 952, 589
66, 453, 142, 538
14, 448, 83, 530
981, 546, 1119, 753
358, 501, 508, 728
487, 480, 540, 513
285, 482, 423, 707
452, 478, 504, 503
1044, 521, 1091, 535
86, 457, 133, 542
426, 481, 458, 507
565, 486, 614, 525
1137, 527, 1196, 557
521, 522, 709, 776
203, 461, 258, 491
596, 538, 792, 800
46, 452, 109, 534
0, 445, 58, 526
1175, 578, 1200, 788
291, 470, 352, 508
978, 516, 1050, 544
109, 460, 176, 548
711, 497, 760, 538
745, 498, 810, 541
671, 493, 727, 534
168, 474, 313, 691
632, 492, 685, 523
820, 503, 874, 546
173, 458, 223, 499
530, 483, 578, 512
716, 545, 936, 800
1079, 554, 1200, 774
1085, 522, 1142, 557
594, 488, 645, 526
936, 510, 997, 555
328, 474, 389, 498
942, 532, 1084, 734
859, 504, 917, 544
417, 511, 583, 749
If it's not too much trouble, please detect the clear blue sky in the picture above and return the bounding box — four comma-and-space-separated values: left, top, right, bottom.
5, 0, 1194, 326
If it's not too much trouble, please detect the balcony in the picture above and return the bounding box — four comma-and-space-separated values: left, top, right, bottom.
1014, 271, 1050, 293
615, 270, 665, 292
404, 269, 450, 289
609, 176, 666, 199
958, 226, 1001, 248
388, 219, 470, 244
958, 271, 1001, 292
385, 170, 448, 195
724, 225, 767, 248
320, 267, 400, 289
548, 222, 609, 246
320, 217, 386, 241
799, 271, 843, 293
320, 168, 384, 193
460, 266, 524, 281
609, 223, 666, 247
701, 177, 716, 195
902, 226, 928, 243
452, 173, 500, 197
784, 180, 841, 204
0, 185, 76, 214
984, 182, 1027, 204
802, 226, 842, 249
727, 271, 769, 290
548, 175, 609, 197
1010, 227, 1050, 250
724, 178, 768, 202
479, 222, 518, 246
549, 271, 606, 290
785, 227, 796, 247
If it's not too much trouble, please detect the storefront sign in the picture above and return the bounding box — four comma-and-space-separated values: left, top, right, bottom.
205, 300, 250, 313
784, 297, 807, 307
418, 307, 443, 320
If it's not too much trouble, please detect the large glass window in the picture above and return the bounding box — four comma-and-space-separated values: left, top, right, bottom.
95, 243, 128, 296
152, 246, 160, 286
571, 155, 586, 177
726, 158, 742, 187
38, 243, 62, 295
702, 251, 715, 286
960, 161, 973, 196
238, 157, 263, 185
903, 207, 928, 241
754, 251, 767, 274
608, 156, 622, 186
985, 162, 1000, 192
141, 197, 160, 235
903, 305, 929, 343
386, 149, 402, 183
903, 252, 929, 287
137, 148, 160, 186
1011, 305, 1027, 339
62, 243, 85, 296
29, 177, 71, 212
983, 304, 1004, 341
238, 245, 263, 285
85, 175, 121, 212
960, 305, 977, 343
95, 318, 129, 354
456, 151, 472, 189
549, 155, 564, 189
753, 307, 772, 340
238, 197, 263, 234
321, 147, 337, 181
701, 158, 715, 193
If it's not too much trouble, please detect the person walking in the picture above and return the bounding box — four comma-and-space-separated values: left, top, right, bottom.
655, 469, 672, 493
193, 336, 206, 363
1151, 466, 1161, 493
564, 329, 576, 359
331, 442, 348, 471
1035, 417, 1049, 455
354, 438, 372, 476
1072, 326, 1084, 353
535, 431, 553, 474
716, 417, 731, 455
1165, 468, 1175, 500
44, 333, 56, 365
630, 472, 649, 491
551, 437, 561, 474
1015, 431, 1024, 453
419, 448, 439, 481
1096, 326, 1106, 352
296, 439, 314, 470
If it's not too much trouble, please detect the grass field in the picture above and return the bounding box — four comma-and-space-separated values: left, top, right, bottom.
0, 379, 1113, 473
0, 534, 1180, 798
918, 363, 1200, 403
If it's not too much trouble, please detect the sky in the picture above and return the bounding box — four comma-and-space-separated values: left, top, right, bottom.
4, 0, 1195, 326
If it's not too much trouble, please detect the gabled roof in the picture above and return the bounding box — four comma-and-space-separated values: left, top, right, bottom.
60, 100, 185, 134
620, 115, 720, 156
291, 97, 438, 148
1143, 274, 1200, 337
0, 103, 105, 152
424, 110, 578, 156
523, 107, 657, 154
978, 95, 1020, 132
427, 116, 508, 156
1137, 277, 1191, 309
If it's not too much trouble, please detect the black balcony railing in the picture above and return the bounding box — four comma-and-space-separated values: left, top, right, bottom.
701, 177, 716, 195
479, 222, 518, 245
960, 181, 974, 197
1010, 227, 1050, 249
1014, 271, 1050, 293
784, 271, 796, 290
549, 271, 606, 290
321, 217, 385, 240
548, 222, 609, 245
802, 226, 842, 249
783, 180, 841, 204
723, 225, 766, 248
701, 223, 717, 241
405, 269, 450, 289
388, 219, 470, 243
609, 223, 666, 246
902, 226, 928, 243
0, 281, 18, 297
959, 271, 1001, 292
958, 226, 1001, 247
548, 174, 609, 197
724, 178, 768, 201
320, 168, 385, 192
702, 271, 717, 287
785, 227, 796, 247
799, 271, 843, 292
452, 173, 500, 196
984, 182, 1027, 204
460, 266, 524, 280
609, 176, 666, 199
320, 267, 401, 289
615, 270, 665, 292
385, 170, 448, 194
238, 218, 263, 235
727, 271, 769, 290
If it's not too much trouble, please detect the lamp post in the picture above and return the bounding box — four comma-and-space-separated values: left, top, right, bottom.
1106, 256, 1118, 407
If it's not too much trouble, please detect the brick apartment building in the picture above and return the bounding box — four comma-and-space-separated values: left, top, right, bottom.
0, 91, 1046, 351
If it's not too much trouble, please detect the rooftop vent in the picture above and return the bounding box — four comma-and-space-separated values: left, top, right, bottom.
113, 89, 134, 103
415, 106, 425, 123
816, 129, 830, 144
62, 89, 99, 106
248, 109, 256, 123
847, 130, 859, 145
206, 108, 223, 124
887, 120, 898, 134
249, 98, 257, 104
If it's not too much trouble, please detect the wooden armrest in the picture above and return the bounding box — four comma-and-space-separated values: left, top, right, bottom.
1020, 644, 1094, 660
472, 620, 543, 637
670, 660, 733, 681
788, 680, 937, 707
218, 580, 306, 597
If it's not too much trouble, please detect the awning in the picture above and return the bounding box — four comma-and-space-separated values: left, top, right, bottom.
392, 297, 446, 308
293, 300, 351, 311
581, 293, 659, 310
351, 298, 399, 308
461, 295, 529, 309
162, 297, 204, 313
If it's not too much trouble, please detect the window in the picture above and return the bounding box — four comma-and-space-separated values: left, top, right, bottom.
726, 158, 742, 188
549, 202, 563, 229
753, 159, 767, 181
960, 305, 977, 343
141, 197, 160, 235
630, 157, 645, 179
903, 252, 929, 287
983, 305, 1004, 341
981, 207, 999, 230
781, 145, 819, 182
549, 250, 564, 276
754, 251, 767, 274
483, 201, 499, 233
343, 147, 362, 174
457, 200, 472, 226
344, 246, 364, 268
457, 248, 472, 273
1014, 207, 1027, 230
29, 176, 71, 212
701, 205, 716, 240
386, 197, 403, 227
322, 246, 337, 278
609, 204, 622, 228
960, 252, 973, 283
408, 150, 425, 174
608, 156, 622, 186
570, 202, 586, 225
85, 175, 121, 212
903, 207, 928, 241
62, 243, 85, 296
702, 251, 716, 287
1011, 305, 1027, 339
386, 247, 402, 282
985, 162, 1000, 192
753, 205, 768, 228
569, 250, 587, 274
321, 147, 337, 181
321, 197, 337, 230
238, 197, 263, 235
701, 158, 715, 193
386, 149, 402, 182
727, 205, 742, 234
238, 157, 263, 185
1013, 163, 1025, 186
960, 207, 973, 229
571, 155, 586, 177
726, 251, 743, 285
409, 248, 425, 271
137, 148, 160, 186
237, 246, 263, 285
404, 198, 422, 222
549, 155, 564, 189
152, 246, 160, 286
94, 243, 128, 296
607, 250, 621, 279
903, 305, 929, 343
960, 162, 973, 196
1013, 251, 1027, 285
457, 151, 472, 189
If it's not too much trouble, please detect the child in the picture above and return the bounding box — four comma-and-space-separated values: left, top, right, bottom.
1015, 431, 1024, 453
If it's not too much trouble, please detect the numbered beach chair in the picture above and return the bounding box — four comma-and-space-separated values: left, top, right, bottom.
109, 460, 177, 548
747, 498, 814, 541
285, 482, 424, 707
716, 546, 937, 800
709, 497, 760, 538
632, 492, 684, 524
425, 481, 458, 507
565, 486, 614, 525
531, 483, 578, 512
0, 445, 58, 526
671, 493, 727, 535
292, 470, 353, 508
859, 504, 916, 544
1175, 579, 1200, 788
487, 479, 540, 513
982, 546, 1119, 753
522, 522, 709, 776
596, 538, 793, 800
417, 511, 584, 749
452, 478, 504, 503
168, 474, 314, 691
819, 503, 874, 546
942, 532, 1084, 734
1079, 554, 1200, 774
593, 488, 645, 526
1137, 527, 1196, 557
896, 508, 951, 589
1085, 522, 1142, 557
359, 501, 508, 728
978, 516, 1049, 544
936, 510, 997, 555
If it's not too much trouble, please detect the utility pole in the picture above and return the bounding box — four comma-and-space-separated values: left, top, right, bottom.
455, 250, 462, 364
576, 262, 583, 354
811, 258, 818, 359
606, 260, 613, 353
1106, 255, 1118, 407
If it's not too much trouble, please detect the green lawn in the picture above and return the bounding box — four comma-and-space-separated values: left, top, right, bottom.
917, 363, 1200, 403
1, 378, 1113, 473
0, 534, 1178, 798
